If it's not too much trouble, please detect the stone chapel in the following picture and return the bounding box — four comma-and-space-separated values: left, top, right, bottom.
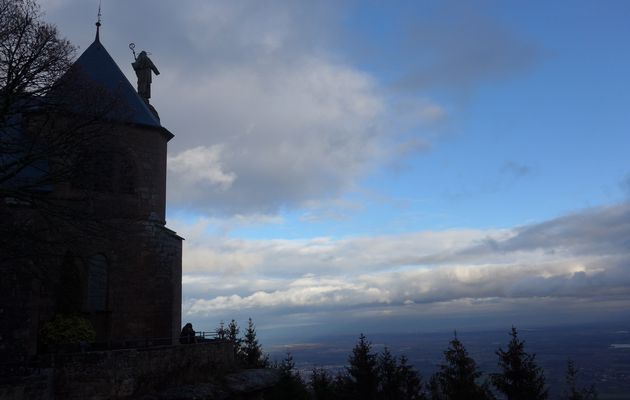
0, 23, 183, 361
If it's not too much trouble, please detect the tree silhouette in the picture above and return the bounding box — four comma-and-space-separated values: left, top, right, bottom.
491, 326, 548, 400
1, 0, 126, 274
396, 355, 426, 400
347, 333, 379, 399
215, 320, 227, 340
430, 333, 495, 400
227, 319, 240, 360
242, 317, 267, 368
268, 352, 309, 399
562, 360, 598, 400
0, 0, 74, 114
311, 368, 336, 400
378, 347, 400, 400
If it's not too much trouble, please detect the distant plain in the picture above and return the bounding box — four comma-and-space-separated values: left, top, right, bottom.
267, 321, 630, 399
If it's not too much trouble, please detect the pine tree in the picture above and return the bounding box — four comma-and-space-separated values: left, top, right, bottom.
563, 360, 598, 400
242, 317, 266, 368
311, 368, 336, 400
332, 372, 354, 400
227, 319, 240, 360
431, 333, 495, 400
428, 373, 446, 400
215, 320, 227, 340
396, 355, 427, 400
268, 352, 309, 399
491, 326, 548, 400
347, 333, 379, 399
378, 347, 399, 400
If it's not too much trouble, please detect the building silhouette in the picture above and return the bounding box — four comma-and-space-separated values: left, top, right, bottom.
0, 25, 183, 362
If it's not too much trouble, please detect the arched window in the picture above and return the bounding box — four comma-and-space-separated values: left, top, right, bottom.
86, 254, 108, 312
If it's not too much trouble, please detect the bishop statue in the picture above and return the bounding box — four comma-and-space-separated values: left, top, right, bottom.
132, 51, 160, 102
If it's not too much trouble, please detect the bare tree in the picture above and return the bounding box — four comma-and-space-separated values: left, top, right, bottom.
0, 0, 124, 272
0, 0, 74, 111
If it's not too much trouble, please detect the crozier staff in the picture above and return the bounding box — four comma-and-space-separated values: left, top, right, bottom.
132, 50, 160, 101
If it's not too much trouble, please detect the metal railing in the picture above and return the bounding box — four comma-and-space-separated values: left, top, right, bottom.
35, 330, 223, 354
195, 331, 219, 341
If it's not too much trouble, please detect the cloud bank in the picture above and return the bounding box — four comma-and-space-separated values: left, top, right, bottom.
177, 202, 630, 334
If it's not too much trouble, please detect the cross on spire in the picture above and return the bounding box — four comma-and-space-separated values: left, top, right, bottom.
95, 1, 102, 42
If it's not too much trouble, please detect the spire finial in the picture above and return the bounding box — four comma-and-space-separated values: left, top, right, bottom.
95, 1, 102, 42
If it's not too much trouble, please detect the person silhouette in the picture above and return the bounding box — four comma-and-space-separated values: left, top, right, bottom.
180, 322, 196, 344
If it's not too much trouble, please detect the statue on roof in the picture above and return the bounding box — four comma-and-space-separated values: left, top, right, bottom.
132, 51, 160, 102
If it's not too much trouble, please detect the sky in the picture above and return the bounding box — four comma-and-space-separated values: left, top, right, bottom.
39, 0, 630, 343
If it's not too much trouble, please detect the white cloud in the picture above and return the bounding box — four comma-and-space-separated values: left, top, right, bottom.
46, 1, 444, 216
179, 203, 630, 323
168, 145, 236, 190
160, 57, 396, 214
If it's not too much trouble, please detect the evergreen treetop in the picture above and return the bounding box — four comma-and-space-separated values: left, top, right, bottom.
563, 360, 598, 400
431, 333, 495, 400
347, 333, 379, 399
243, 317, 267, 368
491, 326, 548, 400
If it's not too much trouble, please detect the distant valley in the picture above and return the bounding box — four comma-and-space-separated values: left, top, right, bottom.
267, 322, 630, 399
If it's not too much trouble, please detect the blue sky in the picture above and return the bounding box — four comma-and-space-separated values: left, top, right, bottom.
41, 0, 630, 342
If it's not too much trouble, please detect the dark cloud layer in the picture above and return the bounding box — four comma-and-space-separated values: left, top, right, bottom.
179, 202, 630, 335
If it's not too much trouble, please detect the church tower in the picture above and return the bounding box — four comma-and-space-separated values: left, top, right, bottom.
0, 15, 183, 363
56, 23, 184, 345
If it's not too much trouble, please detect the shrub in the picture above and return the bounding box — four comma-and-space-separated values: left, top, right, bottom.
39, 314, 96, 346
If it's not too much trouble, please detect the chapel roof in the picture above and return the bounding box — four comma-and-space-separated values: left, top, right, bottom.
66, 31, 162, 128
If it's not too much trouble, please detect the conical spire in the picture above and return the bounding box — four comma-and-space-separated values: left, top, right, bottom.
54, 5, 166, 129
95, 1, 102, 42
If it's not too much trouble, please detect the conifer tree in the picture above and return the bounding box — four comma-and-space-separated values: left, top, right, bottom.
347, 333, 379, 399
491, 326, 548, 400
396, 355, 427, 400
227, 319, 240, 359
428, 373, 446, 400
242, 317, 267, 367
332, 372, 354, 400
563, 360, 598, 400
378, 347, 399, 400
311, 368, 336, 400
268, 352, 309, 399
431, 333, 495, 400
215, 320, 227, 340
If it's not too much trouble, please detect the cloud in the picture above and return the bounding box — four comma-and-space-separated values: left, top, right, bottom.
187, 276, 391, 314
126, 1, 444, 216
180, 202, 630, 326
161, 58, 392, 214
39, 0, 447, 216
168, 145, 236, 190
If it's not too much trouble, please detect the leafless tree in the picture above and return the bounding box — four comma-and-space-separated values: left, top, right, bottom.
0, 0, 74, 114
0, 0, 122, 272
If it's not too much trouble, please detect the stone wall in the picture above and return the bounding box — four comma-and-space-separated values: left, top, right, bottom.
0, 341, 235, 400
1, 116, 183, 359
105, 221, 182, 343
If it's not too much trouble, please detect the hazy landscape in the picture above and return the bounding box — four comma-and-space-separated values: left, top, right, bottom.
268, 321, 630, 398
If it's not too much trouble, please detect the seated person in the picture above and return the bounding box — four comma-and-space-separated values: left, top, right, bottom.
180, 323, 196, 344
